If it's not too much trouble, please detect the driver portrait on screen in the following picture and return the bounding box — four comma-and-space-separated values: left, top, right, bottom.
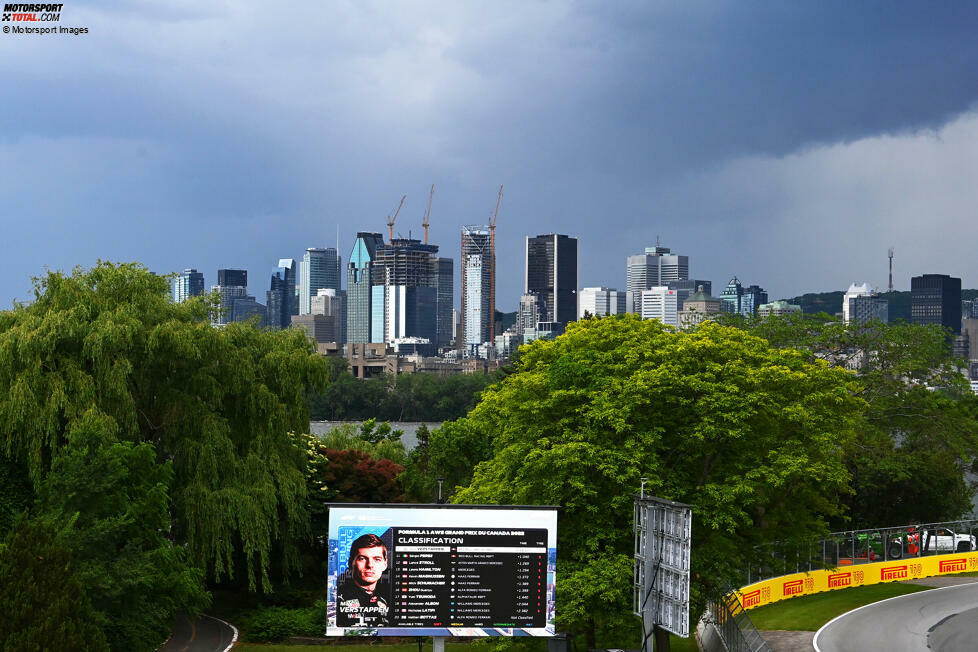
337, 533, 390, 627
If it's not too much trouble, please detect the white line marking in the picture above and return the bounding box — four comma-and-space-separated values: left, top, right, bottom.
812, 583, 974, 652
202, 614, 239, 652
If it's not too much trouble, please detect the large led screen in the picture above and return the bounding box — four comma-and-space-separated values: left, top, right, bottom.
326, 504, 557, 637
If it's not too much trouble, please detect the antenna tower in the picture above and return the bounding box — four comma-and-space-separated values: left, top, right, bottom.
888, 247, 894, 292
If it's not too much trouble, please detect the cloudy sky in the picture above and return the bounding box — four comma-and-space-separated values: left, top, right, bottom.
1, 1, 976, 309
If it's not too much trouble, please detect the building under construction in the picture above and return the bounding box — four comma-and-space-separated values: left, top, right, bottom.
369, 238, 453, 350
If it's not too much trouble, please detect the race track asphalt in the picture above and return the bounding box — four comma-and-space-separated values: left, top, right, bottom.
157, 614, 237, 652
814, 582, 978, 652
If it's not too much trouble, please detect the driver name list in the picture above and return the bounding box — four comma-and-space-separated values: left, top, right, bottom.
391, 527, 548, 628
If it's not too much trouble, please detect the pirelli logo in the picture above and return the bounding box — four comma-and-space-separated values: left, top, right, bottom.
828, 572, 852, 588
939, 558, 968, 573
881, 565, 908, 581
742, 589, 761, 608
782, 579, 804, 596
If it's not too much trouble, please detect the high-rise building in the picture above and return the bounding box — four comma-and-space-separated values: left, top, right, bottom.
719, 277, 743, 314
578, 287, 627, 319
266, 258, 297, 329
741, 284, 768, 317
431, 257, 454, 349
640, 287, 678, 326
626, 245, 689, 314
298, 248, 341, 315
171, 268, 205, 303
518, 293, 544, 337
718, 277, 765, 316
230, 296, 267, 326
843, 282, 888, 325
311, 288, 346, 343
375, 285, 437, 352
212, 269, 249, 325
461, 226, 493, 356
368, 237, 451, 349
526, 233, 578, 326
218, 269, 248, 288
911, 274, 962, 334
347, 232, 385, 344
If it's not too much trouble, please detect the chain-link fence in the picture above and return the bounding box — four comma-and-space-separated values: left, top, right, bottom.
744, 519, 978, 585
702, 589, 771, 652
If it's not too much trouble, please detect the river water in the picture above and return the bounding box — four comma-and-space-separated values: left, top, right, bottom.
309, 421, 443, 450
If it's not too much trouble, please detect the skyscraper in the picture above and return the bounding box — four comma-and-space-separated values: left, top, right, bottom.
266, 258, 297, 329
298, 247, 341, 315
526, 233, 578, 326
212, 269, 249, 325
171, 268, 204, 303
369, 238, 448, 348
347, 232, 385, 344
719, 277, 743, 314
717, 277, 765, 316
741, 284, 768, 317
626, 244, 689, 314
431, 256, 454, 349
461, 225, 493, 356
911, 274, 962, 334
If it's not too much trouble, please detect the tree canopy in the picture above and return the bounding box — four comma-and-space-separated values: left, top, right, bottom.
717, 312, 978, 526
444, 315, 864, 645
0, 262, 329, 649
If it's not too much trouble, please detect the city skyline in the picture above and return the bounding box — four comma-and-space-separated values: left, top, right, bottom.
3, 3, 978, 308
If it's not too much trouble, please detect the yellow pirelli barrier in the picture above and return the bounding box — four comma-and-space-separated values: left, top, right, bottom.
736, 552, 978, 610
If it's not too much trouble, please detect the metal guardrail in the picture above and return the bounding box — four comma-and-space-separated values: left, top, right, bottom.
704, 590, 771, 652
745, 519, 978, 585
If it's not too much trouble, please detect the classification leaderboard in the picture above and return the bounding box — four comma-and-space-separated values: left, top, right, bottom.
391, 527, 548, 628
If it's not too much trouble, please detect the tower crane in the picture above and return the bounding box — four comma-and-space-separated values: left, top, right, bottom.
422, 184, 435, 244
489, 185, 503, 341
387, 195, 406, 242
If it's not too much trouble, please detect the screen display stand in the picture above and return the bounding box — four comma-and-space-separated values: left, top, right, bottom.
433, 636, 445, 652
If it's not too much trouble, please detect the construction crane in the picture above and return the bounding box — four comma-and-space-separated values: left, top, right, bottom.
489, 185, 503, 341
422, 184, 435, 244
387, 195, 406, 242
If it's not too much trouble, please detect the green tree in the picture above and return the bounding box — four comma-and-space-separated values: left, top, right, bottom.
450, 316, 864, 647
0, 516, 109, 652
717, 313, 978, 526
0, 262, 328, 591
37, 409, 209, 651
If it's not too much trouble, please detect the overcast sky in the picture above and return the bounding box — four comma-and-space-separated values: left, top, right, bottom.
2, 1, 977, 309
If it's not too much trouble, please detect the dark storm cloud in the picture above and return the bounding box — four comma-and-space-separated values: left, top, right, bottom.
1, 1, 977, 306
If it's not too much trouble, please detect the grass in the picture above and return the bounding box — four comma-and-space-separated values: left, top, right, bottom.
746, 582, 933, 631
233, 635, 698, 652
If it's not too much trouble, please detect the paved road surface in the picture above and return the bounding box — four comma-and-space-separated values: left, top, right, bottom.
157, 614, 237, 652
814, 583, 978, 651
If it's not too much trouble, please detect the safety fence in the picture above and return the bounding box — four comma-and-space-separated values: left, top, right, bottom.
701, 519, 978, 650
745, 519, 978, 586
702, 590, 771, 652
